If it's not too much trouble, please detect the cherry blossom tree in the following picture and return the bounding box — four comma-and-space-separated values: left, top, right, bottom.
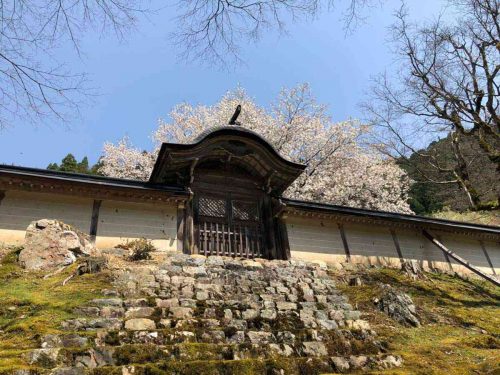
100, 137, 155, 181
101, 84, 412, 213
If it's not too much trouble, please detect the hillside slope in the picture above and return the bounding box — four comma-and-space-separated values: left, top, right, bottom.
0, 248, 498, 374
430, 209, 500, 227
337, 268, 500, 374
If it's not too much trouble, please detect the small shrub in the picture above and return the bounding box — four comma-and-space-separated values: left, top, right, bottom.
116, 238, 156, 261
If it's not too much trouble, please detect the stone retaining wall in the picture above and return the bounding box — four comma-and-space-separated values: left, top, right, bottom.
25, 253, 403, 374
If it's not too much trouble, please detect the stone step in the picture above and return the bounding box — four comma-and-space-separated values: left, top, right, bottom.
27, 332, 384, 368
27, 340, 401, 373
41, 325, 378, 351
62, 314, 367, 333
45, 353, 402, 374
68, 299, 364, 334
19, 254, 404, 374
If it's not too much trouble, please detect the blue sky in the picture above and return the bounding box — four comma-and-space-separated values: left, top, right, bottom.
0, 0, 447, 168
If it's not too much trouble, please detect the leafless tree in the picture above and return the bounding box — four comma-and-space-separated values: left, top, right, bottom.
0, 0, 145, 129
363, 0, 500, 210
172, 0, 379, 65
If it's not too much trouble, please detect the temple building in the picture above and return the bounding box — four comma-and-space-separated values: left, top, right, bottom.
0, 125, 499, 278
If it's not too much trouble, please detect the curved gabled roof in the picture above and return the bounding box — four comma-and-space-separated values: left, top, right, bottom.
188, 125, 305, 169
149, 125, 306, 194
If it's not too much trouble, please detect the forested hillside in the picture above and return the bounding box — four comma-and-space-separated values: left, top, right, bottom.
400, 135, 499, 215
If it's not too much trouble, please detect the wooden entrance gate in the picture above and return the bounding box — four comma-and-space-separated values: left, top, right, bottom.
195, 195, 264, 258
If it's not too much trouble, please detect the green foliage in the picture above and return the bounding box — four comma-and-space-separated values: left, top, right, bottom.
46, 153, 104, 175
401, 135, 499, 213
408, 182, 444, 215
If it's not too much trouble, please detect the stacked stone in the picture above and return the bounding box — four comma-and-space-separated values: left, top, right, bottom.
25, 254, 402, 374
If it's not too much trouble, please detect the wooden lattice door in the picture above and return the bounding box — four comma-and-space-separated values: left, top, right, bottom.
195, 194, 264, 258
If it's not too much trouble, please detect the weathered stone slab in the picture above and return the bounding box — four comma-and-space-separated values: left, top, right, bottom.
124, 318, 156, 331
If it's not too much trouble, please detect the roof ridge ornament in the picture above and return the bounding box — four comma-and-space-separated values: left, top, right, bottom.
228, 105, 241, 125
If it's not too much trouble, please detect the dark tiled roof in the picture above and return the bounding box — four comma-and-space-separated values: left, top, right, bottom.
284, 198, 500, 235
0, 164, 187, 194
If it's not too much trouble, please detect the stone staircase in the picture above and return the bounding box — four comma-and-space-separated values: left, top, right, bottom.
25, 254, 402, 374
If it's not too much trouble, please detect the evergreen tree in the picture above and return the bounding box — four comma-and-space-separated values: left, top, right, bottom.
77, 157, 90, 174
58, 154, 78, 172
46, 154, 102, 176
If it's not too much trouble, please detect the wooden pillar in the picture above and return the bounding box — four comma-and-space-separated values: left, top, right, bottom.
0, 190, 5, 206
270, 198, 291, 260
89, 199, 102, 244
183, 196, 195, 254
262, 196, 277, 260
275, 217, 291, 260
176, 203, 185, 253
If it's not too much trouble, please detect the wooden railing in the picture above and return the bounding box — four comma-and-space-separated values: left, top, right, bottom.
198, 220, 263, 258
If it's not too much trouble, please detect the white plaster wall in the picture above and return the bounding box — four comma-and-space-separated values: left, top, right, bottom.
286, 216, 347, 264
95, 200, 178, 251
0, 190, 93, 245
438, 233, 499, 275
343, 222, 400, 267
0, 190, 179, 251
395, 227, 451, 272
286, 214, 500, 276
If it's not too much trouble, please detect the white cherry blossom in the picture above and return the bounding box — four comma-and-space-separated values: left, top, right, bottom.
101, 84, 412, 213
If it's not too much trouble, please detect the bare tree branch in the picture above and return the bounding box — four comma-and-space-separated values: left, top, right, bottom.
0, 0, 147, 129
172, 0, 382, 66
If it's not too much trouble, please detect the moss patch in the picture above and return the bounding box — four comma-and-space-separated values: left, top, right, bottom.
114, 344, 167, 365
0, 248, 112, 372
336, 267, 500, 374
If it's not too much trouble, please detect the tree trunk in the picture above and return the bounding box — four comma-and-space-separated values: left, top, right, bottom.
450, 132, 480, 210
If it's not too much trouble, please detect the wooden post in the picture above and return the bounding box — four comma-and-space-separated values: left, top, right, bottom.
270, 198, 291, 260
0, 190, 5, 207
390, 229, 404, 264
422, 230, 500, 287
262, 196, 277, 260
89, 200, 102, 244
338, 223, 351, 262
183, 194, 195, 254
176, 204, 185, 252
275, 217, 291, 260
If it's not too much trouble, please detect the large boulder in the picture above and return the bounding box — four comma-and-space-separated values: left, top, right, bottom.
18, 219, 98, 270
